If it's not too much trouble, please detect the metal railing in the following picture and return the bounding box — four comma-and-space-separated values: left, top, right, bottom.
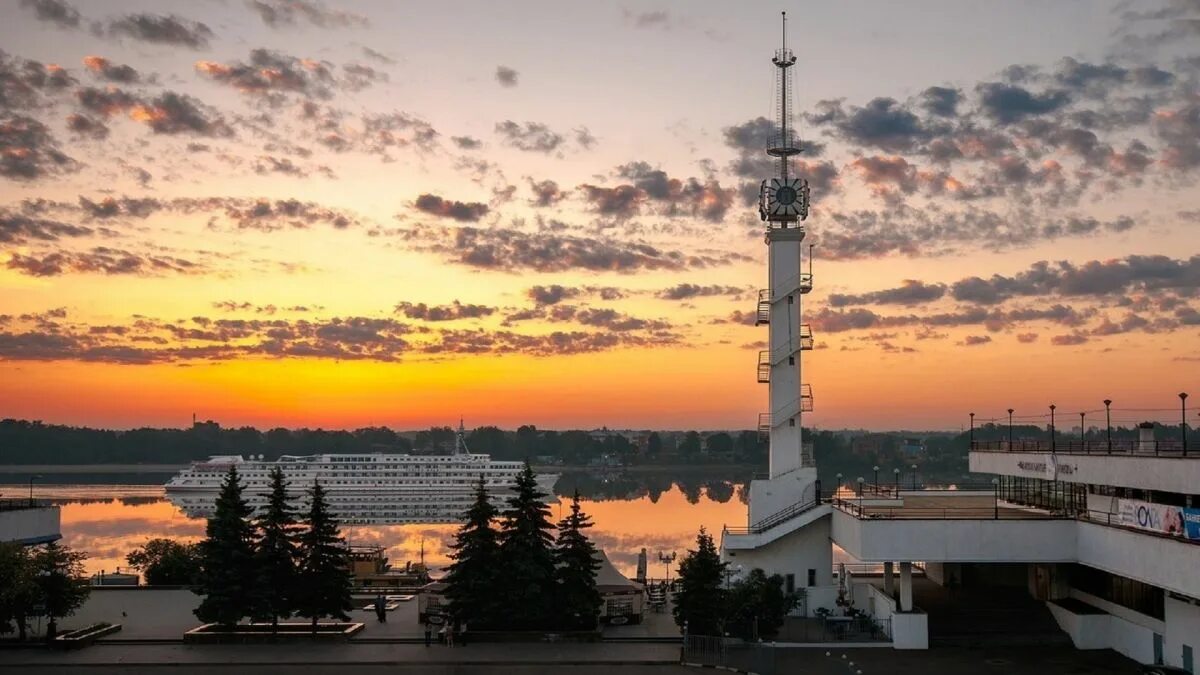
724, 495, 821, 536
0, 498, 49, 511
972, 439, 1192, 456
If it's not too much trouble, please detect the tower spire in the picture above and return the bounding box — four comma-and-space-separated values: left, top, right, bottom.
759, 12, 809, 225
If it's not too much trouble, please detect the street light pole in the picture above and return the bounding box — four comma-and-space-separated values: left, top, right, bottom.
1104, 399, 1112, 453
1181, 393, 1189, 455
910, 464, 918, 490
28, 474, 41, 504
1007, 408, 1014, 449
969, 412, 975, 447
1079, 411, 1085, 444
873, 465, 879, 490
992, 478, 999, 519
893, 468, 900, 492
857, 477, 864, 514
1049, 404, 1057, 453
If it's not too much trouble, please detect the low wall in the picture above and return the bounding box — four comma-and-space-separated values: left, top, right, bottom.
1047, 600, 1109, 650
0, 507, 60, 544
891, 612, 927, 650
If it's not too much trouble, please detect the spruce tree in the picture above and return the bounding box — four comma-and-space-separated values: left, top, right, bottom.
195, 465, 257, 628
444, 475, 501, 629
498, 462, 556, 630
294, 481, 353, 634
672, 528, 727, 636
553, 489, 601, 630
253, 467, 300, 630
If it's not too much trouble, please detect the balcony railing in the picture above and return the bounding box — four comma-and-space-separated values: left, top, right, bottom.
756, 351, 771, 383
0, 498, 50, 512
972, 439, 1193, 457
755, 289, 770, 325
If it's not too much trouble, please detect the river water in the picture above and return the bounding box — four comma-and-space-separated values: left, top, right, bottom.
3, 469, 768, 579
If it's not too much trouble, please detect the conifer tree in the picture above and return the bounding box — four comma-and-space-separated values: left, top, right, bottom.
444, 475, 501, 628
253, 467, 300, 630
195, 465, 257, 628
672, 528, 727, 635
553, 489, 601, 630
498, 462, 556, 629
294, 481, 353, 634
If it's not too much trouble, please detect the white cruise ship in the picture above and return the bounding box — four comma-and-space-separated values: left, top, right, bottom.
164, 422, 558, 524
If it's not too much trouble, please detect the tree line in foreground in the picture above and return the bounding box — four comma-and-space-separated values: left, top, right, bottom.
444, 467, 602, 631
190, 465, 353, 631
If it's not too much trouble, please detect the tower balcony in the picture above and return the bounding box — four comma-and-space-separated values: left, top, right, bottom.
755, 289, 770, 325
771, 384, 814, 420
758, 413, 771, 440
755, 329, 815, 383
763, 273, 814, 304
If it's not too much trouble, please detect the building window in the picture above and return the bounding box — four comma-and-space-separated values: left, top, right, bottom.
807, 569, 816, 587
785, 573, 795, 593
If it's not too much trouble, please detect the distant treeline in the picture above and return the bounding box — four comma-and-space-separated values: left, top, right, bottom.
1, 418, 1193, 470
0, 419, 766, 466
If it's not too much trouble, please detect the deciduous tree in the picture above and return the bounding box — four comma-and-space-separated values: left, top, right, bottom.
32, 542, 90, 640
126, 539, 202, 586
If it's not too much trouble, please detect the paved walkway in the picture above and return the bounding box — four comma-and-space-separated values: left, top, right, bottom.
1, 642, 682, 668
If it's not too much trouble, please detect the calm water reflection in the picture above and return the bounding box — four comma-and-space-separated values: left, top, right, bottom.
10, 475, 755, 578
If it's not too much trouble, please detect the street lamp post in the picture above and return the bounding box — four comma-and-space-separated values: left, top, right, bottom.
992, 478, 1000, 520
1007, 408, 1014, 449
969, 412, 975, 447
873, 465, 879, 490
857, 478, 865, 514
835, 473, 843, 493
1181, 393, 1189, 455
1104, 399, 1112, 453
910, 464, 918, 491
893, 468, 900, 492
1079, 411, 1086, 445
28, 474, 41, 505
1049, 404, 1057, 453
658, 551, 676, 586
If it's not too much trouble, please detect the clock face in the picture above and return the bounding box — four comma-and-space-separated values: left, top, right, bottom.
775, 186, 797, 206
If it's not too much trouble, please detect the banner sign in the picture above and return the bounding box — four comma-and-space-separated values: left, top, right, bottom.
1117, 499, 1186, 538
1183, 507, 1200, 541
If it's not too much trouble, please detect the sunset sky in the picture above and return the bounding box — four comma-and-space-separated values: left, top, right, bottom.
1, 0, 1198, 432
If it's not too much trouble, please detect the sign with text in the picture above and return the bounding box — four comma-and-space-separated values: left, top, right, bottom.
1183, 507, 1200, 541
1117, 499, 1186, 537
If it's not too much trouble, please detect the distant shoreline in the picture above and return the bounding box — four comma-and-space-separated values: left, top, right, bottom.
0, 462, 758, 474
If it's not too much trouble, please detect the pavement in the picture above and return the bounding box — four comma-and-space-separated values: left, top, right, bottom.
0, 644, 1145, 675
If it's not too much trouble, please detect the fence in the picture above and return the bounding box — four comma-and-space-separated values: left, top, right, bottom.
683, 634, 777, 674
972, 439, 1192, 456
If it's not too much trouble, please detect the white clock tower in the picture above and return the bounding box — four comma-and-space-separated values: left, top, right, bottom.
749, 11, 818, 524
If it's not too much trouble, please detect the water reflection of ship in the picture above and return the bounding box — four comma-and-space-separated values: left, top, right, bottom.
164, 420, 558, 524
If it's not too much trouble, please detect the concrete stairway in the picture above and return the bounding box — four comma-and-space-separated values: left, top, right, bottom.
914, 582, 1072, 647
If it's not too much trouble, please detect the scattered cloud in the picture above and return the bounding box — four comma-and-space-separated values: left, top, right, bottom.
104, 14, 214, 49
395, 301, 496, 321
412, 194, 489, 222
495, 65, 519, 87
248, 0, 369, 29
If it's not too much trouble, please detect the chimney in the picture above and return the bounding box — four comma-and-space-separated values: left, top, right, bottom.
1138, 422, 1155, 452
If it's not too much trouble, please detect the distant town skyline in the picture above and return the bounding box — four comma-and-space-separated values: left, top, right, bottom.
1, 0, 1198, 432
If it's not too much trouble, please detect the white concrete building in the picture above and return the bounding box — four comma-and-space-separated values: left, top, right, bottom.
0, 498, 61, 545
718, 15, 1198, 671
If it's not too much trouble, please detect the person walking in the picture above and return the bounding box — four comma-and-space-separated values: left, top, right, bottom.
424, 622, 432, 647
374, 594, 387, 623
